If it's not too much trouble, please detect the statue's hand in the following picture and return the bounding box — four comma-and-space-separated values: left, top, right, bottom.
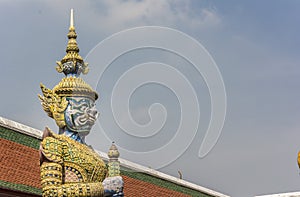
103, 176, 124, 197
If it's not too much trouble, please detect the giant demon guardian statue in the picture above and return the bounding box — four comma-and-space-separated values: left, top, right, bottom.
38, 9, 124, 197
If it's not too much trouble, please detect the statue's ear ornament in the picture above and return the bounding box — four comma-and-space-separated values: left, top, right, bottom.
82, 62, 89, 75
38, 84, 54, 118
38, 83, 68, 128
55, 61, 64, 73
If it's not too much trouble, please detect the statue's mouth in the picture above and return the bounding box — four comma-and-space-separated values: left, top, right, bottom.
87, 115, 96, 124
76, 113, 97, 127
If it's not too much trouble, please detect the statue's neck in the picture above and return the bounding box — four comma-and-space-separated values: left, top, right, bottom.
59, 128, 85, 144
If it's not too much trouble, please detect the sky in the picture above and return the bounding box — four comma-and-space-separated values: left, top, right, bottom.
0, 1, 300, 196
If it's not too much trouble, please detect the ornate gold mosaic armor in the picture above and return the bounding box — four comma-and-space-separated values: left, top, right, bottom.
40, 128, 106, 197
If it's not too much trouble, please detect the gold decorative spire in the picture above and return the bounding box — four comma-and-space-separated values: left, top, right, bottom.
56, 9, 89, 76
107, 142, 121, 177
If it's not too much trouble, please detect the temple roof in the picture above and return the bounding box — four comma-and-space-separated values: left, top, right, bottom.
0, 116, 229, 197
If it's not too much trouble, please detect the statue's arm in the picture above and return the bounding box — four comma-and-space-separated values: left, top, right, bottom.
40, 135, 105, 197
41, 161, 104, 197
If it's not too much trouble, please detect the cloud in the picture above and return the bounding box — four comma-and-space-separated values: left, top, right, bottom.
43, 0, 222, 34
97, 0, 222, 31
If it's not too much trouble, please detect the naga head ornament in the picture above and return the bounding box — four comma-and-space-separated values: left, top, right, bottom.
39, 9, 98, 134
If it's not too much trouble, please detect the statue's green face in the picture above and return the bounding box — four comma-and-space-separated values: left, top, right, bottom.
64, 97, 98, 133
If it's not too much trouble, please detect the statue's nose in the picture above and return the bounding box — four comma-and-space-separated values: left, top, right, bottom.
88, 107, 98, 117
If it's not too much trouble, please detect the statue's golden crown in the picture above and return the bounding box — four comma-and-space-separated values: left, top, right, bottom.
53, 77, 98, 101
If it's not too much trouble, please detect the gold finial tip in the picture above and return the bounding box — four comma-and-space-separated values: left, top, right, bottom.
70, 9, 74, 28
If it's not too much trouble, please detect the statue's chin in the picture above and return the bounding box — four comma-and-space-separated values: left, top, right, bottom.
66, 124, 93, 134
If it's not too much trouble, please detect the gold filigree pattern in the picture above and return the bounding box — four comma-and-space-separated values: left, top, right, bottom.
40, 128, 107, 196
38, 84, 68, 128
41, 182, 104, 197
53, 76, 98, 101
41, 162, 63, 188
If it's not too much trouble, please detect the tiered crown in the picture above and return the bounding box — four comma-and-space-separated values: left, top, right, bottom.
54, 9, 98, 100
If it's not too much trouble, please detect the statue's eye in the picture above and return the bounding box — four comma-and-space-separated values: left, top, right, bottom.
80, 104, 88, 111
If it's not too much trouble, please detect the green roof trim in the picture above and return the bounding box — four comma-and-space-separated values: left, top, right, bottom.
121, 169, 211, 197
0, 180, 41, 195
0, 126, 40, 149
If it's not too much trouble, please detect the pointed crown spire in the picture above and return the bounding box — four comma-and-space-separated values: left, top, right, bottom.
56, 9, 89, 76
66, 9, 79, 54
